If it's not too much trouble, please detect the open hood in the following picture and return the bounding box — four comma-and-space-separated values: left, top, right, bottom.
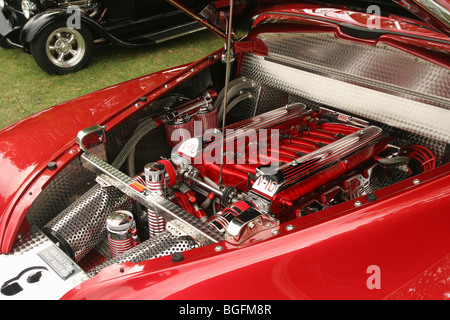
395, 0, 450, 36
166, 0, 450, 38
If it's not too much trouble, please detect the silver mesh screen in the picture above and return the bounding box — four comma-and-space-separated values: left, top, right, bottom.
26, 160, 97, 229
43, 184, 133, 262
88, 231, 197, 277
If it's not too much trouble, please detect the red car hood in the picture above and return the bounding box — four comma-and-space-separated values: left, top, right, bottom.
167, 0, 450, 37
395, 0, 450, 36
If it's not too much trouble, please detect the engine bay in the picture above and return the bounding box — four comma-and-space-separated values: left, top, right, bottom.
20, 31, 449, 279
37, 80, 443, 276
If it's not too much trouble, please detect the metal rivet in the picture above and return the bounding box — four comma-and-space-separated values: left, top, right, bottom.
354, 200, 363, 207
413, 178, 420, 185
272, 229, 279, 235
47, 162, 57, 170
214, 245, 223, 252
366, 193, 377, 202
165, 84, 170, 88
286, 224, 295, 231
171, 252, 184, 263
119, 267, 124, 273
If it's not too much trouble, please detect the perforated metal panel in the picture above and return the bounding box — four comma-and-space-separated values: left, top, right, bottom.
26, 160, 97, 229
43, 185, 133, 262
88, 231, 197, 277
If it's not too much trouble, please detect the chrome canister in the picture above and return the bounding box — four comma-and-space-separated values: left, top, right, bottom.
107, 210, 136, 258
145, 162, 167, 237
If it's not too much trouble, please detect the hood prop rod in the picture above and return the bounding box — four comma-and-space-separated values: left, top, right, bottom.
219, 0, 235, 187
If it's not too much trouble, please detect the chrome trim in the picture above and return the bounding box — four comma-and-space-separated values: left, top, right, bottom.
251, 125, 385, 197
5, 38, 24, 49
76, 124, 106, 150
225, 208, 279, 245
80, 151, 223, 245
414, 0, 450, 28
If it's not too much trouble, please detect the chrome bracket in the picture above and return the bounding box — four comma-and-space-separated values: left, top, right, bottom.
225, 208, 279, 245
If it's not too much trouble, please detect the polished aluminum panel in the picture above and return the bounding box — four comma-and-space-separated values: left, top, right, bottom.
241, 53, 450, 144
258, 32, 450, 106
240, 32, 450, 143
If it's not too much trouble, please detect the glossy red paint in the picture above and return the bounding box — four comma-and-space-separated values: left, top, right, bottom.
61, 164, 450, 300
254, 5, 448, 38
395, 0, 450, 37
244, 7, 450, 69
0, 51, 222, 254
1, 2, 449, 300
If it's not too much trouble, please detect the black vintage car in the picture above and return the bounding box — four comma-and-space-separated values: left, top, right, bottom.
0, 0, 207, 74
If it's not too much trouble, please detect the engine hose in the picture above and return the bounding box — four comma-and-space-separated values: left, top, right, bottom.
111, 95, 182, 173
215, 78, 255, 121
224, 80, 255, 106
217, 86, 254, 122
214, 77, 248, 110
219, 92, 254, 123
111, 117, 158, 172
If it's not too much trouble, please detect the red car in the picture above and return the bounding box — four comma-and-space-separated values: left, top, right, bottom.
0, 0, 449, 301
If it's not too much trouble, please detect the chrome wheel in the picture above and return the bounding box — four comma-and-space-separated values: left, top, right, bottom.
45, 28, 86, 68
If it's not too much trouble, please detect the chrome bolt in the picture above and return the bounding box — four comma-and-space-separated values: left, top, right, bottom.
214, 245, 223, 252
413, 178, 420, 185
272, 229, 279, 236
286, 224, 295, 231
354, 200, 363, 207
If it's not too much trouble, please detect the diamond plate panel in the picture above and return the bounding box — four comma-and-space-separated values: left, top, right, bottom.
258, 32, 450, 107
240, 52, 450, 144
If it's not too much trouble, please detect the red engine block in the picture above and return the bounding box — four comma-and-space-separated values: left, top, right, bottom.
185, 103, 391, 217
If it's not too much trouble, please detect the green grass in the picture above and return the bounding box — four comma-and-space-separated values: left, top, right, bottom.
0, 30, 223, 130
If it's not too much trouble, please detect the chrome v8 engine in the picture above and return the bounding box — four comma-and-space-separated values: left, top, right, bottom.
161, 101, 390, 244
42, 84, 436, 275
